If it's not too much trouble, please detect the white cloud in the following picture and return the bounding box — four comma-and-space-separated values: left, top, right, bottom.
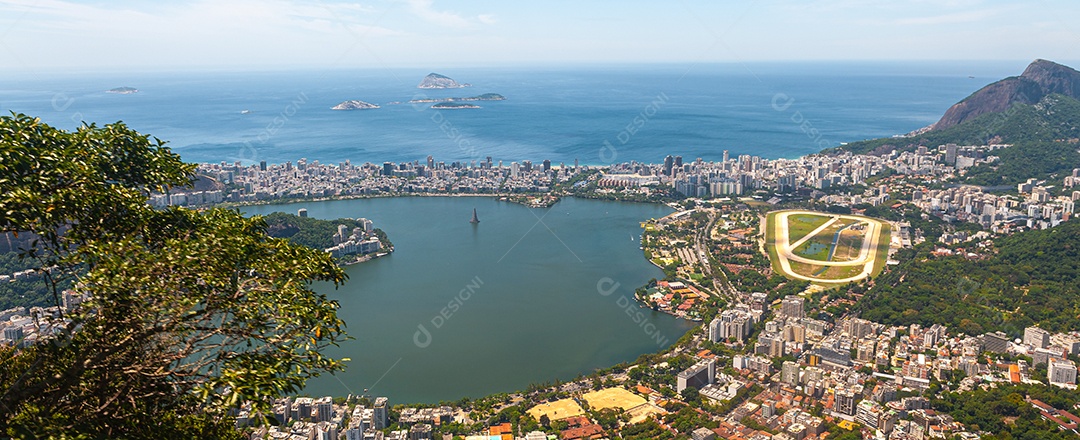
895, 9, 1002, 26
404, 0, 494, 29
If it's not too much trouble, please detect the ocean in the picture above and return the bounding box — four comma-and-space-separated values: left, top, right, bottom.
0, 61, 1024, 166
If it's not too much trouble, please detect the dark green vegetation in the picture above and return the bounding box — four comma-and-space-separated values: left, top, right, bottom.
834, 94, 1080, 186
857, 218, 1080, 337
0, 114, 348, 438
0, 251, 67, 310
932, 384, 1080, 440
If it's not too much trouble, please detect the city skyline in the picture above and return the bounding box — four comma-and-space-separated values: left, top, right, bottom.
0, 0, 1078, 73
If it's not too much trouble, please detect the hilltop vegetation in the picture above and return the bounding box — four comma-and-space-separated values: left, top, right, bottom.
856, 219, 1080, 337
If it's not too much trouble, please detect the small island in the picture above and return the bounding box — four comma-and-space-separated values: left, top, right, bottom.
417, 72, 470, 89
431, 102, 481, 109
263, 212, 392, 265
331, 100, 380, 110
106, 87, 138, 94
409, 93, 505, 104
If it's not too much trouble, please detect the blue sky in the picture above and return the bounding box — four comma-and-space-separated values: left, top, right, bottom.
0, 0, 1076, 73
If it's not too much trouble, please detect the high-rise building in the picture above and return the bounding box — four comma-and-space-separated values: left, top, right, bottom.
427, 155, 434, 169
1024, 326, 1051, 349
298, 208, 308, 218
781, 295, 805, 318
383, 162, 394, 176
1050, 359, 1077, 385
260, 160, 267, 171
542, 159, 551, 172
674, 156, 683, 168
663, 155, 674, 176
945, 143, 958, 166
676, 359, 716, 392
723, 150, 730, 162
781, 361, 800, 386
373, 397, 389, 430
834, 388, 857, 415
314, 396, 333, 423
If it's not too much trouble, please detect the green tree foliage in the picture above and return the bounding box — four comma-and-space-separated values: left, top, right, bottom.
0, 114, 349, 438
858, 219, 1080, 335
932, 384, 1080, 439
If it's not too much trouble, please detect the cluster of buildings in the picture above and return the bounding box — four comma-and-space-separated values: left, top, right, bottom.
245, 396, 399, 440
600, 143, 997, 199
0, 290, 87, 349
910, 176, 1077, 232
667, 291, 1080, 439
156, 156, 587, 206
321, 215, 384, 258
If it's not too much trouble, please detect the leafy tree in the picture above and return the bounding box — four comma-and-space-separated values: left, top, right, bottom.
0, 114, 348, 438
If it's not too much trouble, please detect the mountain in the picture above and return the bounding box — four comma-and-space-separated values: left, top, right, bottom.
331, 100, 380, 110
932, 59, 1080, 130
417, 73, 469, 89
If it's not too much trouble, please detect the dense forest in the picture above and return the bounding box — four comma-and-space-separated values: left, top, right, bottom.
856, 219, 1080, 337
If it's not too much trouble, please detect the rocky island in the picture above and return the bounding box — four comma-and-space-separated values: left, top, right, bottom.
417, 72, 469, 89
409, 93, 505, 103
106, 86, 138, 94
431, 102, 481, 109
331, 100, 380, 110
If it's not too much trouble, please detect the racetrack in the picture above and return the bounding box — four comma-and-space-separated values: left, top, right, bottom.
768, 210, 888, 284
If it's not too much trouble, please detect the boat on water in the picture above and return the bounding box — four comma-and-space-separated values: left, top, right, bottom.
469, 208, 480, 224
240, 109, 252, 114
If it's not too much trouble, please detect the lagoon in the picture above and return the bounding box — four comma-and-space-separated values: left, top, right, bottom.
242, 196, 695, 404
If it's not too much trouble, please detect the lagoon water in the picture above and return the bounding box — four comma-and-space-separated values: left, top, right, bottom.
243, 196, 694, 403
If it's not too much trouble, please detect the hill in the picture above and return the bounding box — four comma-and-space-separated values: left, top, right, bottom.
934, 59, 1080, 130
831, 92, 1080, 186
417, 72, 469, 89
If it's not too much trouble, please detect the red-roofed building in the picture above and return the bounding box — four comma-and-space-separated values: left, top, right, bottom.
559, 423, 604, 440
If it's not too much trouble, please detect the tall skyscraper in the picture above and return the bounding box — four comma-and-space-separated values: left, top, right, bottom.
542, 159, 551, 172
427, 155, 434, 169
674, 156, 683, 168
373, 397, 388, 430
945, 143, 958, 166
663, 155, 674, 176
